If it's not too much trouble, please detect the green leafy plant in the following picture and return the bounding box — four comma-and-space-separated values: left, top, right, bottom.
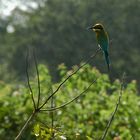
0, 63, 139, 140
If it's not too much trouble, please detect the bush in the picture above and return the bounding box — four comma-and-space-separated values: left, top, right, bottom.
0, 64, 139, 139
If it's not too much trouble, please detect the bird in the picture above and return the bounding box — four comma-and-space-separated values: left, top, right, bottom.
88, 23, 110, 71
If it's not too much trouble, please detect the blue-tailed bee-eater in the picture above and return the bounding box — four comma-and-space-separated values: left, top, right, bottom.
88, 23, 110, 71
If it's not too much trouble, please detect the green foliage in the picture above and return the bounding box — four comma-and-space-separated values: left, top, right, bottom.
51, 64, 139, 140
1, 64, 139, 139
0, 82, 34, 140
33, 123, 66, 140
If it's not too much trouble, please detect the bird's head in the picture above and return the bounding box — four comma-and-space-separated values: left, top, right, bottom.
87, 23, 104, 33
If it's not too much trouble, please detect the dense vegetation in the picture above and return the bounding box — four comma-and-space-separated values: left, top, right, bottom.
0, 64, 140, 139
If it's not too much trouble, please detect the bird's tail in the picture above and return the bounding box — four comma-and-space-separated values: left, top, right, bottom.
104, 51, 110, 71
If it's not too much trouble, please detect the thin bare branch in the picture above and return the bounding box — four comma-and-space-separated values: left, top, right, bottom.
40, 79, 97, 112
26, 48, 36, 109
100, 72, 126, 140
50, 91, 55, 138
33, 49, 41, 108
38, 48, 101, 110
51, 97, 54, 126
15, 48, 101, 140
15, 111, 36, 140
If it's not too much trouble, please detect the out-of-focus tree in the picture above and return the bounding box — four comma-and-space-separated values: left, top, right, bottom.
0, 0, 140, 83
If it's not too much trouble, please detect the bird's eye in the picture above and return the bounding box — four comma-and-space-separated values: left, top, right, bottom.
97, 26, 103, 29
93, 25, 103, 30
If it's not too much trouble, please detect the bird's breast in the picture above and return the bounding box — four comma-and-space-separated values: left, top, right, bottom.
96, 32, 109, 50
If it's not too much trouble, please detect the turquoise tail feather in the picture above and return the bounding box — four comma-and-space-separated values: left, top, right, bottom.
104, 51, 110, 71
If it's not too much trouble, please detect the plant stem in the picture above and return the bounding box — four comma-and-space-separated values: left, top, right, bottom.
100, 73, 125, 140
15, 111, 36, 140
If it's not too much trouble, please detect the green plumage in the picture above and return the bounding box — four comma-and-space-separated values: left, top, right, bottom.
97, 29, 110, 71
88, 23, 110, 71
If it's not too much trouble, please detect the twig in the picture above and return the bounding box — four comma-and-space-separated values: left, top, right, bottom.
100, 72, 126, 140
38, 48, 101, 110
50, 94, 55, 138
40, 79, 97, 112
51, 93, 54, 127
26, 48, 36, 110
15, 48, 101, 139
49, 87, 55, 138
33, 49, 41, 108
15, 111, 36, 140
15, 48, 38, 140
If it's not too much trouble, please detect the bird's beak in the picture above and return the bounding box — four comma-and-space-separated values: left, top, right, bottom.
92, 26, 100, 31
92, 26, 96, 31
86, 26, 93, 30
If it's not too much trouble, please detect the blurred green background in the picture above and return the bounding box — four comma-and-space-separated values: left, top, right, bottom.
0, 0, 140, 83
0, 0, 140, 139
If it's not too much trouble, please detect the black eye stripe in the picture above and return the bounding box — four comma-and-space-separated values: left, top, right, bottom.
94, 26, 103, 29
98, 26, 103, 29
